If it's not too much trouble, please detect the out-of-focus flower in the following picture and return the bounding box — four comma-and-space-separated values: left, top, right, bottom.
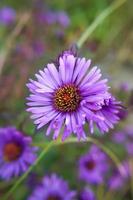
32, 40, 45, 57
0, 127, 37, 180
56, 11, 70, 28
78, 145, 108, 184
120, 83, 129, 92
35, 8, 70, 28
26, 50, 121, 140
112, 126, 133, 156
78, 188, 96, 200
112, 131, 126, 143
0, 6, 16, 25
41, 10, 56, 25
28, 174, 76, 200
54, 29, 65, 40
108, 161, 129, 190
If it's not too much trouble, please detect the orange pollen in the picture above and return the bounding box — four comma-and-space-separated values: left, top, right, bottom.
54, 84, 81, 112
3, 142, 23, 162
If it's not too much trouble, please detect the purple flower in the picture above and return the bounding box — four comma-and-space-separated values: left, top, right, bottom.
28, 174, 76, 200
112, 131, 126, 143
78, 145, 108, 184
125, 142, 133, 156
120, 82, 129, 92
42, 11, 56, 25
32, 41, 45, 57
79, 188, 96, 200
112, 126, 133, 156
35, 9, 70, 28
108, 161, 129, 190
56, 11, 70, 28
26, 50, 120, 140
0, 7, 16, 26
90, 96, 122, 133
0, 127, 37, 180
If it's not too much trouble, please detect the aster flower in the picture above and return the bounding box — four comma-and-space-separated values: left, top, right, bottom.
0, 127, 37, 180
28, 174, 76, 200
26, 50, 121, 140
78, 188, 96, 200
56, 11, 70, 28
78, 145, 108, 184
0, 6, 16, 26
90, 96, 122, 133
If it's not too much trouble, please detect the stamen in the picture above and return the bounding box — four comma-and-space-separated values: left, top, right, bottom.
3, 142, 23, 162
54, 84, 81, 112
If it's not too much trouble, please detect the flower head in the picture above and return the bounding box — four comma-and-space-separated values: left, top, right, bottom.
91, 96, 122, 133
78, 188, 96, 200
26, 50, 120, 140
0, 6, 16, 26
0, 127, 37, 180
28, 174, 76, 200
78, 145, 108, 184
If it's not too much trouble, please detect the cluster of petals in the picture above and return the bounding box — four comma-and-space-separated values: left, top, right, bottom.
0, 127, 37, 180
28, 174, 76, 200
27, 50, 121, 140
78, 145, 108, 184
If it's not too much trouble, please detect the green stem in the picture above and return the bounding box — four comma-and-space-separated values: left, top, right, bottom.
77, 0, 127, 49
55, 137, 126, 176
3, 136, 125, 200
2, 140, 54, 200
35, 137, 126, 176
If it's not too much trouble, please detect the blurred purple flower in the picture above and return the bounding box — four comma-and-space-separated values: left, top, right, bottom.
0, 6, 16, 25
112, 126, 133, 156
0, 127, 37, 180
43, 11, 56, 25
112, 131, 126, 143
108, 161, 129, 190
26, 50, 113, 140
35, 9, 70, 28
79, 188, 96, 200
56, 11, 70, 28
78, 145, 108, 184
32, 41, 45, 57
28, 174, 76, 200
120, 83, 129, 92
125, 142, 133, 156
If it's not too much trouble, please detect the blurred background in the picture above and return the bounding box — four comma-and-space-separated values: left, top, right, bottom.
0, 0, 133, 199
